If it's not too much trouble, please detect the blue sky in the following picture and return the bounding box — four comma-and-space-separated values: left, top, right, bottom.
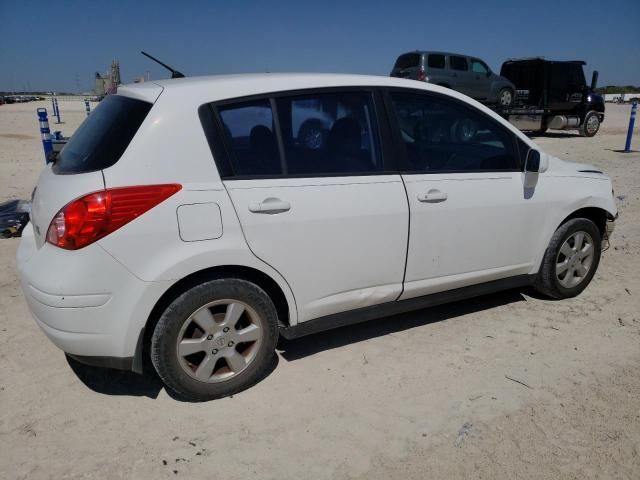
1, 0, 638, 92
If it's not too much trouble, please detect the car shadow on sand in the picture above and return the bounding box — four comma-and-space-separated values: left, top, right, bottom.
66, 348, 279, 401
526, 132, 581, 139
278, 288, 527, 361
66, 289, 525, 399
66, 355, 165, 399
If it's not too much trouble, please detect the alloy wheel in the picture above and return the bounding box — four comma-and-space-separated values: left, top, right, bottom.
586, 115, 600, 135
176, 300, 264, 383
500, 90, 512, 106
555, 231, 595, 288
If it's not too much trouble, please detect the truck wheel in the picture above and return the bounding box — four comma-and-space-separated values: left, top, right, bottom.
580, 111, 600, 137
151, 278, 279, 401
534, 218, 601, 299
498, 88, 514, 106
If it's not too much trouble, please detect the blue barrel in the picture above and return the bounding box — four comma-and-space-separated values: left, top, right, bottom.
84, 99, 91, 116
37, 108, 54, 163
625, 101, 637, 153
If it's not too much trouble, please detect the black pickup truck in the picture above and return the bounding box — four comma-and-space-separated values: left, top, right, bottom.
496, 58, 604, 137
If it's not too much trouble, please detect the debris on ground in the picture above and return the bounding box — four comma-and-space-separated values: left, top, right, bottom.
0, 199, 30, 238
454, 422, 473, 447
504, 375, 533, 389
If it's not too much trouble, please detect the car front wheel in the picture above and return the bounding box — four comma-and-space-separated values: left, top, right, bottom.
535, 218, 602, 299
151, 278, 279, 401
580, 111, 601, 137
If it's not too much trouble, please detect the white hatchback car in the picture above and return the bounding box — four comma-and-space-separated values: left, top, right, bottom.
18, 74, 616, 400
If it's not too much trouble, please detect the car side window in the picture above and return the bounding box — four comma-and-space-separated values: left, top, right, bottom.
389, 91, 519, 172
471, 60, 489, 75
427, 54, 445, 69
276, 92, 382, 175
450, 56, 468, 71
218, 101, 283, 176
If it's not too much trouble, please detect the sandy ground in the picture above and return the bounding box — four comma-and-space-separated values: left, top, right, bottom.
0, 99, 639, 479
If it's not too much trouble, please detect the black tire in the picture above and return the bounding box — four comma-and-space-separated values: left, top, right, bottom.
580, 111, 600, 137
535, 218, 602, 299
151, 278, 279, 401
498, 88, 514, 106
537, 119, 548, 134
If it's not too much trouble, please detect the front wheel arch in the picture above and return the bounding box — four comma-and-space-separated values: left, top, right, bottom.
559, 207, 610, 238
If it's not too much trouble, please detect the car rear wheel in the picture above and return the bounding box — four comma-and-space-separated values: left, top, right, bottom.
498, 88, 514, 106
151, 278, 279, 401
534, 218, 601, 299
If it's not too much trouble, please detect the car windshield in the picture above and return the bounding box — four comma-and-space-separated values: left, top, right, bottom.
54, 95, 152, 174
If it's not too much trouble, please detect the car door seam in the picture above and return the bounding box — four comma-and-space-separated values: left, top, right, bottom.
396, 173, 412, 302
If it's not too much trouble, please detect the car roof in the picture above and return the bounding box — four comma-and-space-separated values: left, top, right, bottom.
115, 72, 535, 147
503, 57, 586, 65
119, 72, 440, 103
399, 51, 482, 59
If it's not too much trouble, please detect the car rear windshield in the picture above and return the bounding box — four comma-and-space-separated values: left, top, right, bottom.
53, 95, 152, 174
394, 53, 421, 70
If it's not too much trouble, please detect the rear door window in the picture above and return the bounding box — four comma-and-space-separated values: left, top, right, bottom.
54, 95, 152, 174
218, 101, 283, 176
450, 56, 468, 71
427, 54, 446, 69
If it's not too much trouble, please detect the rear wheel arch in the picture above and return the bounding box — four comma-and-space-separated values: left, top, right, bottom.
142, 265, 292, 360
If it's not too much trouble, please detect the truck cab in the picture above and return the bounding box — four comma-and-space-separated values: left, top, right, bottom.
499, 58, 604, 137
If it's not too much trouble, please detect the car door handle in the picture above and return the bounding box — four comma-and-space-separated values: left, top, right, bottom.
248, 197, 291, 214
417, 190, 448, 203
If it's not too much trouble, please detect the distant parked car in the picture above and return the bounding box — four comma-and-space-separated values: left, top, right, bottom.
391, 51, 516, 106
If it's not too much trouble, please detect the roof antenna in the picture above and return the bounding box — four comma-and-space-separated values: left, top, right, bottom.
140, 51, 185, 79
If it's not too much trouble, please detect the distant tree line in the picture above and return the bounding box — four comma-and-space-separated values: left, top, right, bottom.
595, 86, 640, 94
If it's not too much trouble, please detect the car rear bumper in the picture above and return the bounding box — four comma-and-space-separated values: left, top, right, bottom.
17, 223, 171, 367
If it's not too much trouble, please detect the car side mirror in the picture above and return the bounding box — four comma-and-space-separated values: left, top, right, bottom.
525, 149, 541, 172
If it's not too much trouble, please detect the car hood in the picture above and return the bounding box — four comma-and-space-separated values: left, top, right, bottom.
546, 155, 608, 179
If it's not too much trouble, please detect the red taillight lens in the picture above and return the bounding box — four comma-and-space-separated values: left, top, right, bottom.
46, 184, 181, 250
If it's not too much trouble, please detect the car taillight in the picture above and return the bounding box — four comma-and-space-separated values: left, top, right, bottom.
46, 184, 181, 250
417, 67, 426, 81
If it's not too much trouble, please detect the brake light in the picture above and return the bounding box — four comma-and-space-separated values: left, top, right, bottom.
417, 67, 426, 81
46, 184, 181, 250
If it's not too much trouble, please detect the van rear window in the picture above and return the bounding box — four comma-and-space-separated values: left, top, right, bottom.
394, 53, 421, 70
53, 95, 152, 174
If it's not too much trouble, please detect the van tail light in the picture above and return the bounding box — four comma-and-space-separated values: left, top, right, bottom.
46, 184, 181, 250
417, 66, 426, 81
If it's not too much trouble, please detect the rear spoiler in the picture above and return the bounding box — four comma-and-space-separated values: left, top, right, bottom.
116, 82, 164, 103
